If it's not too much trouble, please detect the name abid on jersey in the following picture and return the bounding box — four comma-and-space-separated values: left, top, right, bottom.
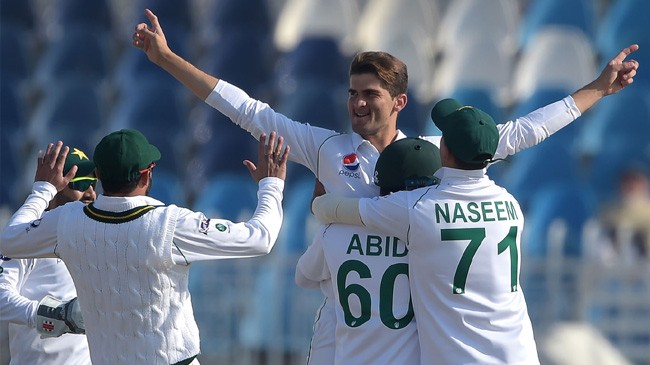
434, 200, 518, 224
345, 233, 407, 257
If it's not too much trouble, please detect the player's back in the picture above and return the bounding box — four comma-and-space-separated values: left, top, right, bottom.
320, 223, 419, 365
405, 168, 539, 364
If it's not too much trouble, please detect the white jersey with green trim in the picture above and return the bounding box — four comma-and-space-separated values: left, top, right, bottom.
358, 168, 539, 365
296, 224, 418, 365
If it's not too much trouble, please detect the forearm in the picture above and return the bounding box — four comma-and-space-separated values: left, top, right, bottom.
312, 195, 363, 225
157, 50, 219, 101
494, 96, 581, 158
571, 80, 607, 114
6, 181, 56, 226
0, 276, 38, 327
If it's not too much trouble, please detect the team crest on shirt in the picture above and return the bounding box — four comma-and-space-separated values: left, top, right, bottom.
198, 215, 211, 235
338, 153, 361, 179
215, 223, 227, 232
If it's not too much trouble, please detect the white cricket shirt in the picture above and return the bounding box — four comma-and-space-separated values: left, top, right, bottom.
0, 177, 284, 365
358, 168, 540, 364
205, 80, 578, 364
297, 224, 418, 365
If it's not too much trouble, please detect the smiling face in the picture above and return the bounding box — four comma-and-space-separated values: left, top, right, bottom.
347, 73, 406, 149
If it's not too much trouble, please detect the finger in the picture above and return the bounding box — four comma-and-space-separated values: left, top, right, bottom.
622, 68, 637, 80
243, 160, 256, 176
259, 133, 267, 156
64, 165, 78, 182
613, 44, 639, 63
37, 149, 45, 165
144, 9, 161, 36
279, 145, 290, 164
47, 142, 63, 167
265, 132, 276, 157
274, 136, 284, 156
56, 146, 70, 169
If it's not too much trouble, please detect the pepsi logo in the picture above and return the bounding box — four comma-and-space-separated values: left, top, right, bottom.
342, 153, 360, 171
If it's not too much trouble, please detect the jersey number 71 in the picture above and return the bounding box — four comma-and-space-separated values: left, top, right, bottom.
441, 226, 519, 294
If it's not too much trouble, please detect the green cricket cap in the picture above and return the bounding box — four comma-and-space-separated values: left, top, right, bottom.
374, 137, 441, 194
64, 147, 95, 177
93, 129, 161, 183
430, 98, 498, 166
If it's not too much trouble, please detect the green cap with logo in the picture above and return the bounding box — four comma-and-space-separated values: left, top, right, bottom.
374, 137, 441, 194
93, 128, 161, 183
64, 147, 95, 177
430, 98, 498, 166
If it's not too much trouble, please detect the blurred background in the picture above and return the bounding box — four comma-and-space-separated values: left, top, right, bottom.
1, 0, 649, 364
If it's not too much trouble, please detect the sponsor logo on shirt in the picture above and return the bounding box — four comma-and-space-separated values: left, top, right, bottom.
339, 153, 361, 179
198, 215, 211, 235
215, 223, 227, 232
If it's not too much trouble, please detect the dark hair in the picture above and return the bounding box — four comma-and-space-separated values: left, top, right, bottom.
99, 177, 140, 195
350, 51, 408, 98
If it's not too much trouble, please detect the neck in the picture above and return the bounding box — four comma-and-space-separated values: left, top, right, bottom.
366, 129, 399, 153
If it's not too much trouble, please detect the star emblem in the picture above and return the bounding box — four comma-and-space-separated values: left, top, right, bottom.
71, 148, 89, 160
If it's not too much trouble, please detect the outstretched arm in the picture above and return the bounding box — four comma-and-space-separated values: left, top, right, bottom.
133, 9, 218, 100
572, 44, 640, 113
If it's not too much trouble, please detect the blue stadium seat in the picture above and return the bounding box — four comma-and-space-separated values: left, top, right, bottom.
595, 0, 650, 86
0, 23, 31, 83
28, 78, 107, 155
274, 80, 348, 132
513, 27, 597, 103
273, 36, 348, 96
55, 0, 112, 31
135, 0, 192, 31
0, 129, 20, 209
109, 79, 190, 175
578, 85, 650, 198
240, 177, 325, 356
33, 30, 111, 88
148, 169, 186, 206
191, 173, 258, 222
211, 0, 272, 34
522, 182, 597, 258
188, 105, 258, 184
519, 0, 597, 48
112, 26, 191, 91
0, 0, 35, 29
200, 30, 276, 100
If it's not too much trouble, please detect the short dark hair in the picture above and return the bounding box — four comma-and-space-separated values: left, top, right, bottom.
350, 51, 408, 98
99, 176, 140, 195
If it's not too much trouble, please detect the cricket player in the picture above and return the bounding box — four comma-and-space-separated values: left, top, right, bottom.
0, 129, 289, 365
312, 100, 539, 364
133, 8, 639, 363
296, 138, 441, 365
0, 148, 95, 365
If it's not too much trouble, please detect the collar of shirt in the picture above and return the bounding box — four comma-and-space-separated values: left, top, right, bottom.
94, 194, 165, 212
437, 167, 487, 182
349, 129, 408, 154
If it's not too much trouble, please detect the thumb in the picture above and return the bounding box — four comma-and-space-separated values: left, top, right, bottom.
243, 160, 256, 177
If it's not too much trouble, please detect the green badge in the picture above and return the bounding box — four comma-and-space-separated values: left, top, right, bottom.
215, 223, 227, 232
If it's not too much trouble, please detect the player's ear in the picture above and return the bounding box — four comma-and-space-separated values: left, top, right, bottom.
394, 93, 407, 113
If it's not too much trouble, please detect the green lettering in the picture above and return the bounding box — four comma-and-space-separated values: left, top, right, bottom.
481, 201, 495, 222
452, 203, 467, 223
392, 237, 408, 257
494, 201, 506, 221
506, 201, 518, 220
347, 234, 364, 255
467, 202, 481, 223
435, 203, 450, 223
366, 235, 382, 256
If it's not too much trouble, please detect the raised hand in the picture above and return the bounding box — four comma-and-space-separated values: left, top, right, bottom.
34, 141, 76, 192
595, 44, 640, 96
132, 9, 171, 65
244, 132, 290, 182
